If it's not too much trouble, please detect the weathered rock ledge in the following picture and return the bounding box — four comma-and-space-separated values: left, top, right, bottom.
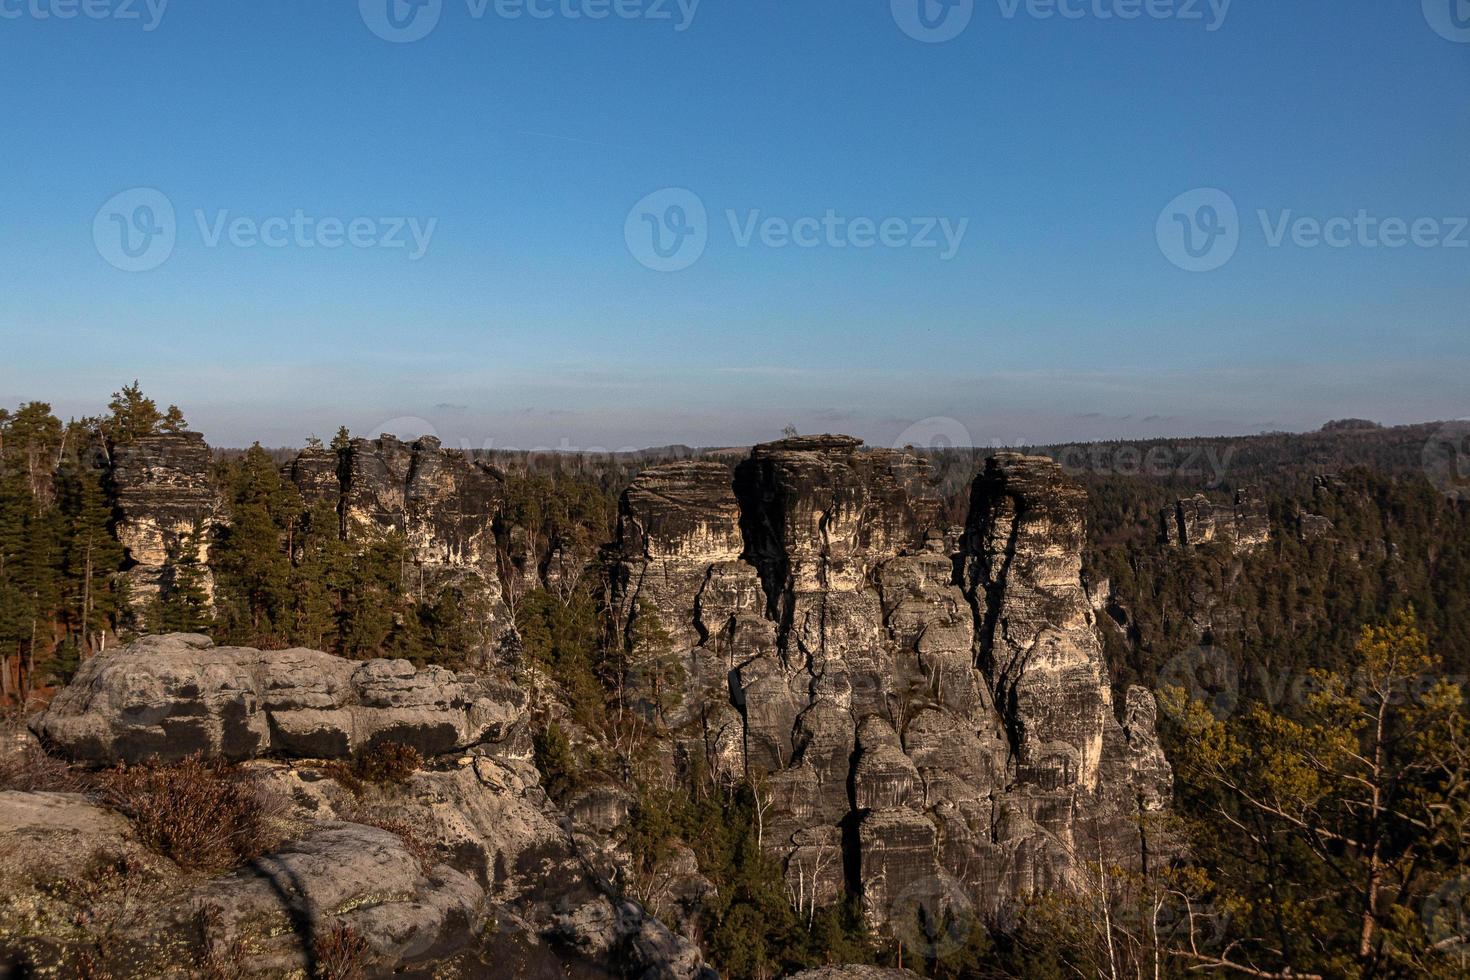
30, 633, 527, 765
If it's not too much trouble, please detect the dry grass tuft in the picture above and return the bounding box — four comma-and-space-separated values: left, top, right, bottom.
0, 739, 90, 793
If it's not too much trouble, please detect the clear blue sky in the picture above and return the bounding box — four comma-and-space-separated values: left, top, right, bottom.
2, 0, 1467, 450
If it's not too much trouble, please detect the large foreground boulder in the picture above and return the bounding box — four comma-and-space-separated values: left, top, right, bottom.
30, 634, 527, 765
187, 822, 483, 975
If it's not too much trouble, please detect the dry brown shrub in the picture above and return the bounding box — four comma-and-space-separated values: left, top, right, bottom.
313, 921, 369, 980
325, 741, 422, 797
0, 739, 89, 793
101, 753, 283, 872
353, 741, 422, 785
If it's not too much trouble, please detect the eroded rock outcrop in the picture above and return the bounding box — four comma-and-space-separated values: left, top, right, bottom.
10, 632, 713, 979
1160, 487, 1270, 551
30, 633, 526, 765
610, 437, 1171, 936
110, 432, 218, 619
336, 435, 505, 570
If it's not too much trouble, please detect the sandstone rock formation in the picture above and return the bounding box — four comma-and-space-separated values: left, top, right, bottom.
336, 435, 504, 570
187, 822, 484, 975
0, 781, 709, 979
10, 633, 713, 979
30, 633, 527, 765
609, 437, 1171, 938
110, 432, 218, 618
1160, 487, 1270, 550
283, 434, 515, 650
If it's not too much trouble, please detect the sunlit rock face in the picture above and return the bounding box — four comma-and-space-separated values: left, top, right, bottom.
30, 633, 528, 765
110, 432, 219, 619
1160, 486, 1271, 551
610, 460, 745, 652
963, 452, 1109, 793
337, 434, 504, 569
282, 434, 513, 654
609, 438, 1171, 934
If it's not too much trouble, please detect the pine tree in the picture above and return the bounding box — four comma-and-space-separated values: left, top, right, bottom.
629, 603, 684, 726
0, 404, 66, 703
1164, 610, 1470, 977
156, 524, 213, 633
102, 381, 164, 446
212, 444, 299, 645
160, 404, 188, 433
57, 449, 124, 659
338, 536, 407, 658
288, 499, 348, 650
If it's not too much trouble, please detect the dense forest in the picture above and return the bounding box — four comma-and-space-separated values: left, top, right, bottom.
2, 386, 1468, 978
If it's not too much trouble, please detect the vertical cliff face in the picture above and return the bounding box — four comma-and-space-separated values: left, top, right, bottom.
1161, 487, 1270, 551
283, 434, 512, 644
963, 453, 1108, 792
338, 435, 504, 569
611, 437, 1171, 933
612, 460, 745, 651
110, 432, 218, 618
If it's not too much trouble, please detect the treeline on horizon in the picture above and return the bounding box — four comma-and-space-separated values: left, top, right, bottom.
3, 385, 1469, 978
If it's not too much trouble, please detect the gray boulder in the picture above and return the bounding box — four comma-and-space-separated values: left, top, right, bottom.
30, 633, 527, 765
186, 822, 483, 975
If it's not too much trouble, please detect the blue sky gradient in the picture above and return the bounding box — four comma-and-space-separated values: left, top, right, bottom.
2, 0, 1467, 449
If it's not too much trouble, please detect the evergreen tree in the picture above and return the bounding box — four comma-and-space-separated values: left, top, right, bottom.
102, 381, 164, 446
338, 536, 409, 658
56, 450, 124, 659
0, 404, 65, 703
1164, 611, 1470, 977
287, 499, 348, 650
160, 404, 188, 433
628, 603, 684, 726
211, 444, 299, 645
155, 524, 213, 633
